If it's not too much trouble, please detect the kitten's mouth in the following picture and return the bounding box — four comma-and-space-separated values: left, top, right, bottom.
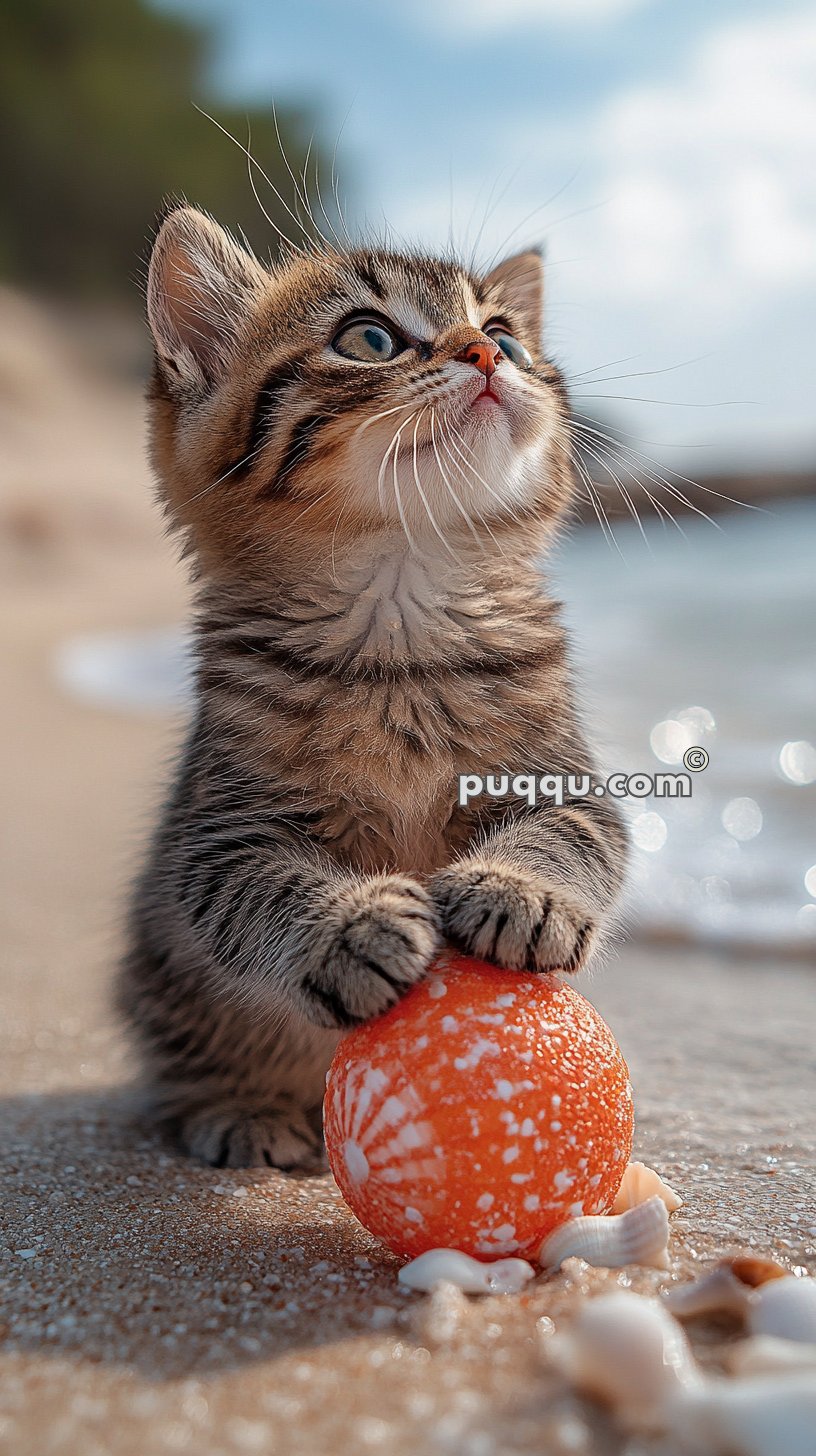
473, 385, 502, 407
468, 372, 506, 412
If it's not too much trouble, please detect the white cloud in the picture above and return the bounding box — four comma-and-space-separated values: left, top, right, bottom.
581, 10, 816, 309
369, 6, 816, 462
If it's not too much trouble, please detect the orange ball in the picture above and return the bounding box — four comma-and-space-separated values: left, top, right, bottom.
324, 952, 634, 1261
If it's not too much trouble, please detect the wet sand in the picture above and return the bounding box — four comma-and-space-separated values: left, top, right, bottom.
1, 291, 814, 1454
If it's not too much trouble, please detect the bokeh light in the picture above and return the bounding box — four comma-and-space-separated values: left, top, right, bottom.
674, 705, 716, 738
649, 719, 693, 764
795, 904, 816, 935
631, 811, 668, 852
778, 740, 816, 786
649, 706, 716, 766
721, 797, 763, 842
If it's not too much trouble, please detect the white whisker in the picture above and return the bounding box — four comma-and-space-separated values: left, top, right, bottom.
576, 416, 765, 514
376, 410, 416, 517
570, 420, 724, 530
574, 432, 652, 552
410, 409, 462, 563
271, 101, 330, 249
437, 424, 507, 556
194, 105, 309, 254
445, 423, 526, 526
570, 354, 709, 389
311, 141, 346, 253
567, 440, 627, 561
391, 415, 418, 552
355, 400, 415, 439
330, 96, 357, 249
429, 409, 485, 552
183, 442, 268, 508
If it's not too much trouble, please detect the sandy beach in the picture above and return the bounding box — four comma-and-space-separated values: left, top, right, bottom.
1, 292, 814, 1455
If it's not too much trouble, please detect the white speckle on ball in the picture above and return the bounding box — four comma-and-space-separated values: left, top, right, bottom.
343, 1140, 370, 1186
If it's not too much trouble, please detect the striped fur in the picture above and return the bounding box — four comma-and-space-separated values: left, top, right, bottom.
118, 205, 629, 1169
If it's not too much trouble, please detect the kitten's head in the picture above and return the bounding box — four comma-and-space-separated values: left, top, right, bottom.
146, 204, 572, 572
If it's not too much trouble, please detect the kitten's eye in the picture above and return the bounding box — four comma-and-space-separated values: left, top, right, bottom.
485, 327, 533, 371
332, 316, 403, 363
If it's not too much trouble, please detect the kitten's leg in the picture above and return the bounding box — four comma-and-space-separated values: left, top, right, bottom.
177, 849, 440, 1030
125, 827, 440, 1167
165, 798, 442, 1025
432, 791, 628, 974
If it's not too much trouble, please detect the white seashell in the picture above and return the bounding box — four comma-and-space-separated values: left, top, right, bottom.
549, 1291, 702, 1428
675, 1376, 816, 1456
665, 1260, 816, 1345
539, 1195, 670, 1272
748, 1274, 816, 1344
550, 1290, 816, 1455
664, 1256, 789, 1322
612, 1160, 683, 1214
664, 1263, 755, 1321
397, 1248, 535, 1295
726, 1335, 816, 1377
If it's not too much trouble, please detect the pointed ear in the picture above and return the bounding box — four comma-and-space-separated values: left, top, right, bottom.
482, 248, 544, 344
147, 205, 267, 390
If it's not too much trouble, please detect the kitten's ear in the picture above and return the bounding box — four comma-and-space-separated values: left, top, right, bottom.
147, 204, 267, 390
482, 248, 544, 344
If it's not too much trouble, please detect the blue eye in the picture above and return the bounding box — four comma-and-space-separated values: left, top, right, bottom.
486, 329, 533, 371
332, 317, 403, 363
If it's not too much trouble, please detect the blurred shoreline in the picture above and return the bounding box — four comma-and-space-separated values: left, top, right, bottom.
5, 286, 814, 520
571, 466, 816, 522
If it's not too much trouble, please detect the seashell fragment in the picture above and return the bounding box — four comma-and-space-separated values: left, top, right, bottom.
748, 1273, 816, 1344
666, 1259, 816, 1344
397, 1247, 535, 1294
539, 1195, 670, 1273
726, 1335, 816, 1377
729, 1255, 788, 1288
612, 1160, 683, 1214
549, 1291, 702, 1428
664, 1263, 755, 1321
677, 1375, 816, 1456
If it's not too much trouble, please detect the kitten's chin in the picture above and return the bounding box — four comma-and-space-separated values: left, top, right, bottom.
315, 397, 558, 544
458, 399, 552, 482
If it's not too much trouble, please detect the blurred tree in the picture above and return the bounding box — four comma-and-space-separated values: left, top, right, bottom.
0, 0, 336, 299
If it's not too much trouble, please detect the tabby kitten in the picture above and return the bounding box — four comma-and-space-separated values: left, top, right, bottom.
118, 203, 628, 1170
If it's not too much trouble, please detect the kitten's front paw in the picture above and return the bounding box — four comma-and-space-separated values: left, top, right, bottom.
431, 860, 595, 974
300, 874, 440, 1028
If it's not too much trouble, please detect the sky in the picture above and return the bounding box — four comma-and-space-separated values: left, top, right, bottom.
157, 0, 816, 471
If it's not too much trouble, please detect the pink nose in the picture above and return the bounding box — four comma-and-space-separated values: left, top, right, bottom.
455, 338, 502, 377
